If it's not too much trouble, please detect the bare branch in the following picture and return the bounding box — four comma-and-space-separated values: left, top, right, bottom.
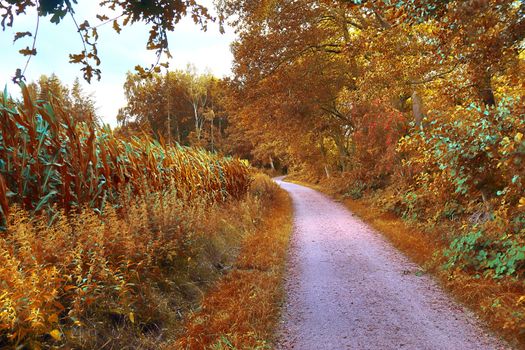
18, 2, 40, 83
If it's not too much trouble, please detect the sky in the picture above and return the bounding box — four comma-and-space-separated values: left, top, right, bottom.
0, 1, 236, 126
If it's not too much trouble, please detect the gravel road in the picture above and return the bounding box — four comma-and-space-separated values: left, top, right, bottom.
274, 179, 510, 350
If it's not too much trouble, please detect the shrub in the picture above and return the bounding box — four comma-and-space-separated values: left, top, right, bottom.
397, 97, 525, 276
249, 173, 280, 201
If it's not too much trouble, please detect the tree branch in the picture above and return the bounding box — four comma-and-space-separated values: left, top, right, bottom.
372, 9, 391, 29
409, 62, 460, 85
18, 2, 40, 83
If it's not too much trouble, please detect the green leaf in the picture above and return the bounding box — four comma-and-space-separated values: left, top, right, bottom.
33, 190, 58, 213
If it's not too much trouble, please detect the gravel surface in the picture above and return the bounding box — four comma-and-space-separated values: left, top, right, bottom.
274, 179, 511, 350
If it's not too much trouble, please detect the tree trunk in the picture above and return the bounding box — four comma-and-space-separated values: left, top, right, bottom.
333, 131, 350, 172
325, 165, 330, 179
412, 91, 424, 129
319, 136, 331, 179
175, 116, 181, 143
476, 71, 496, 106
211, 119, 214, 152
193, 104, 201, 140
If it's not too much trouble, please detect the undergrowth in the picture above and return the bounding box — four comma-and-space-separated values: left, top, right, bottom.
0, 173, 289, 349
0, 84, 258, 349
1, 186, 255, 348
173, 174, 292, 349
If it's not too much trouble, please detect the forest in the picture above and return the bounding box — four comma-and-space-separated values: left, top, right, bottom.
1, 0, 525, 349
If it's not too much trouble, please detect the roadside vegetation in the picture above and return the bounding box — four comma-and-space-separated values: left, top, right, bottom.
1, 0, 524, 348
0, 86, 291, 349
174, 175, 292, 349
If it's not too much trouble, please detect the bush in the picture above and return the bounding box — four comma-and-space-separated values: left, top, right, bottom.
398, 98, 525, 276
249, 173, 280, 201
343, 180, 366, 200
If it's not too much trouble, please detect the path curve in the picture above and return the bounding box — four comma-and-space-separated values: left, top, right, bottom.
274, 179, 510, 350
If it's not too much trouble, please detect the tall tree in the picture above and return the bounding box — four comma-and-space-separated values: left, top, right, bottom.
118, 69, 227, 151
221, 0, 525, 177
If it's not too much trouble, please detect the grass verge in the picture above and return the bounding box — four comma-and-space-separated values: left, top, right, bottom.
172, 175, 293, 350
286, 178, 524, 349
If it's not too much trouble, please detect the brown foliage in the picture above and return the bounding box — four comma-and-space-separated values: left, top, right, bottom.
174, 175, 293, 349
0, 179, 270, 348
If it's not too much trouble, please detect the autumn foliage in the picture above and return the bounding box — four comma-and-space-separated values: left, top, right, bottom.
175, 175, 292, 349
0, 83, 250, 223
0, 85, 254, 348
222, 0, 525, 275
221, 0, 525, 344
2, 0, 525, 347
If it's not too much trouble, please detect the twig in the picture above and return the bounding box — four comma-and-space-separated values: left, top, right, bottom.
21, 1, 40, 80
67, 3, 88, 55
91, 13, 125, 29
409, 62, 460, 85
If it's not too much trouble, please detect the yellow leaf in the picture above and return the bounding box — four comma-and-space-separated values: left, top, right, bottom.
517, 295, 525, 305
49, 329, 61, 341
519, 197, 525, 208
515, 132, 524, 143
129, 312, 135, 324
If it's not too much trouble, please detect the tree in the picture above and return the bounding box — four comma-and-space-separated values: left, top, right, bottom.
118, 68, 227, 151
70, 77, 98, 124
221, 0, 525, 177
175, 66, 209, 142
27, 74, 98, 124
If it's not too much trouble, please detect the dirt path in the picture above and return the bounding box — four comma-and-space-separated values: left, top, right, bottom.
274, 179, 510, 350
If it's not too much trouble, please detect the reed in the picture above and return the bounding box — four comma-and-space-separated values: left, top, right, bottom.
0, 84, 251, 226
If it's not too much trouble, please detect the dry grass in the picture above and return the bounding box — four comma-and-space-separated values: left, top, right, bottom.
287, 178, 525, 348
0, 185, 273, 349
172, 175, 293, 349
0, 84, 258, 349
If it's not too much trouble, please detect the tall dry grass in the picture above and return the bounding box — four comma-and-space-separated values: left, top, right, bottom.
0, 83, 250, 225
174, 174, 293, 349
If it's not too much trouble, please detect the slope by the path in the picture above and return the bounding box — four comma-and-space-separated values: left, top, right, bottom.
274, 180, 510, 350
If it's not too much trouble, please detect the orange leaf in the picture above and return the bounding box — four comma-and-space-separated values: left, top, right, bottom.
49, 329, 61, 341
